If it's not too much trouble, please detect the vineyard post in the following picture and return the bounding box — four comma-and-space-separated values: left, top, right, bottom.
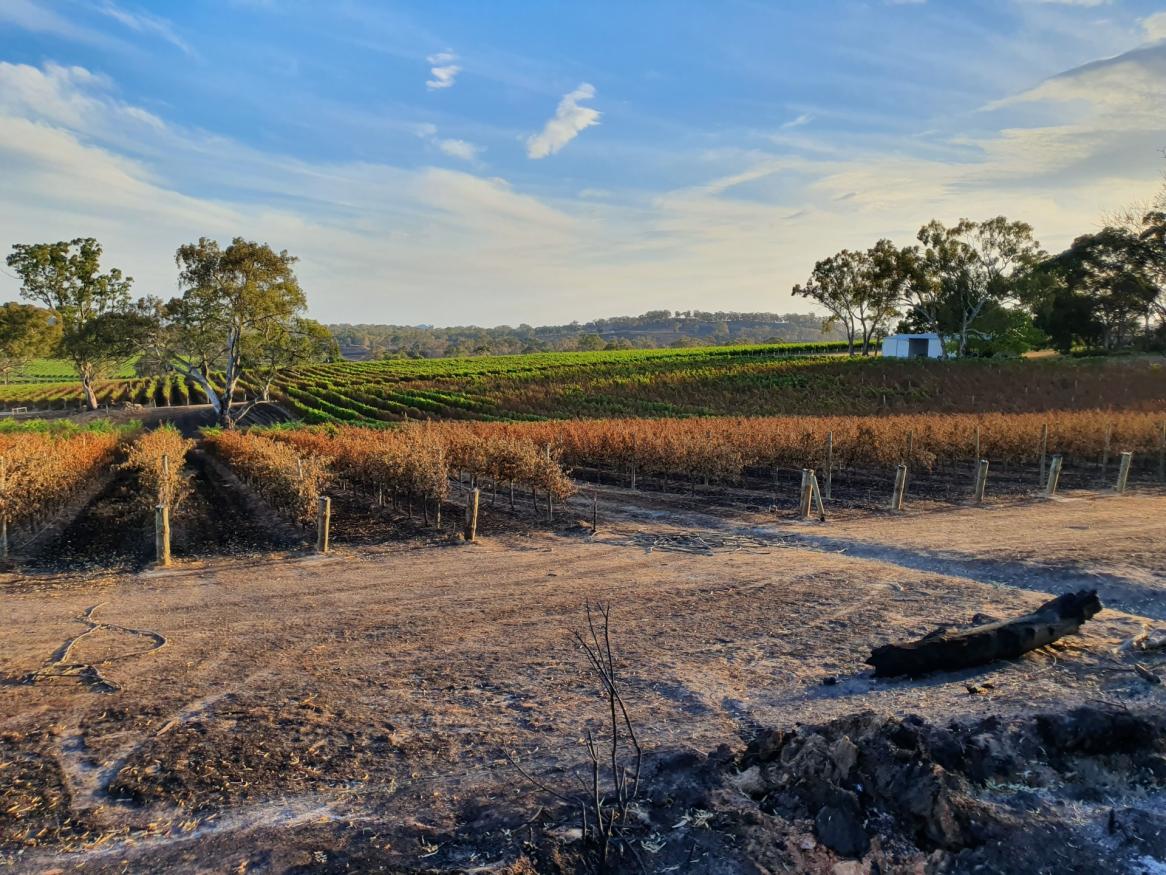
798, 469, 812, 518
1039, 423, 1048, 488
591, 489, 598, 534
155, 504, 171, 567
1045, 455, 1063, 497
1115, 452, 1132, 495
891, 464, 907, 512
161, 453, 170, 505
316, 496, 331, 553
810, 471, 826, 521
973, 459, 989, 504
464, 487, 480, 542
824, 431, 833, 500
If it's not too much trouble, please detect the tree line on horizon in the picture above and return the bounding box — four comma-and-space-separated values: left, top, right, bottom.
329, 311, 845, 360
792, 182, 1166, 357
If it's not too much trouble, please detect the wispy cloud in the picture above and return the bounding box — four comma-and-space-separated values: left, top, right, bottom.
525, 83, 600, 159
0, 0, 112, 46
426, 51, 460, 90
781, 112, 813, 129
96, 2, 195, 56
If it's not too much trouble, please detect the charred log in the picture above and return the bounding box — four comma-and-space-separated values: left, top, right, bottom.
867, 590, 1102, 678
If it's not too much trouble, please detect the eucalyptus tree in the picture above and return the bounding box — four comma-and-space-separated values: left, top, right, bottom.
153, 237, 315, 426
792, 242, 900, 355
6, 238, 141, 408
911, 217, 1044, 358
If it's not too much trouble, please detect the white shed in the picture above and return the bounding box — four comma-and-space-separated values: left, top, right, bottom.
881, 333, 944, 359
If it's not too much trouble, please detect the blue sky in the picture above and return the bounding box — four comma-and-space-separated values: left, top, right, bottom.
1, 0, 1164, 325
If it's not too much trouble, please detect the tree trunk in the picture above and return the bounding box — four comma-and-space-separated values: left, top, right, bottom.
866, 590, 1102, 677
81, 372, 99, 411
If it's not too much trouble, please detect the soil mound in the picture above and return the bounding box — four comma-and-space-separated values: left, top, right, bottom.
722, 705, 1166, 872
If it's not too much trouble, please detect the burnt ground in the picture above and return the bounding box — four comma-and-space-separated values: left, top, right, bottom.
1, 484, 1165, 873
25, 450, 298, 573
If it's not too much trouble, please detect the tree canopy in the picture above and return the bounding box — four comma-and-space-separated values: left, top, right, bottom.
5, 238, 141, 408
0, 303, 60, 384
147, 237, 321, 425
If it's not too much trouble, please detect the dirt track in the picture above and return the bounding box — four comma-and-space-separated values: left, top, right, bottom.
2, 492, 1164, 872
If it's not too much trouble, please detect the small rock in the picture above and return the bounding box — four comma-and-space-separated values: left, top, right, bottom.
822, 676, 839, 686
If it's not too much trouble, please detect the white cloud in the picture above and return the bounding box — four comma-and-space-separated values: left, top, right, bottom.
985, 43, 1165, 122
426, 51, 460, 90
1144, 12, 1166, 43
436, 138, 481, 161
525, 83, 600, 159
1028, 0, 1112, 6
781, 113, 813, 129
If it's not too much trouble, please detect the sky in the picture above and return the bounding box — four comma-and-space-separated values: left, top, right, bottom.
0, 1, 1164, 326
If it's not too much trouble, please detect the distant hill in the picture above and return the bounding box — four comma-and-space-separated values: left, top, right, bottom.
329, 310, 842, 360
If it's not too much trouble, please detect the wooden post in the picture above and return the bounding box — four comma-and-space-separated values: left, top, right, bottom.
297, 458, 304, 481
824, 431, 833, 500
1038, 423, 1048, 487
973, 459, 989, 504
1045, 455, 1063, 497
464, 487, 480, 542
809, 471, 826, 521
891, 464, 907, 512
591, 490, 598, 533
155, 504, 171, 567
1115, 451, 1132, 495
316, 496, 331, 553
630, 462, 637, 491
798, 469, 813, 518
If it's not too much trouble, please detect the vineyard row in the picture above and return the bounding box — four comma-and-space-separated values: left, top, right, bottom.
278, 410, 1166, 489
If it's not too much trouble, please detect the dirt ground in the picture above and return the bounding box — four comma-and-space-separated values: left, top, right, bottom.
2, 490, 1165, 873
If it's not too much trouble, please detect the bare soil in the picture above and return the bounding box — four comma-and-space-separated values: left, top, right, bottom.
1, 489, 1164, 873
